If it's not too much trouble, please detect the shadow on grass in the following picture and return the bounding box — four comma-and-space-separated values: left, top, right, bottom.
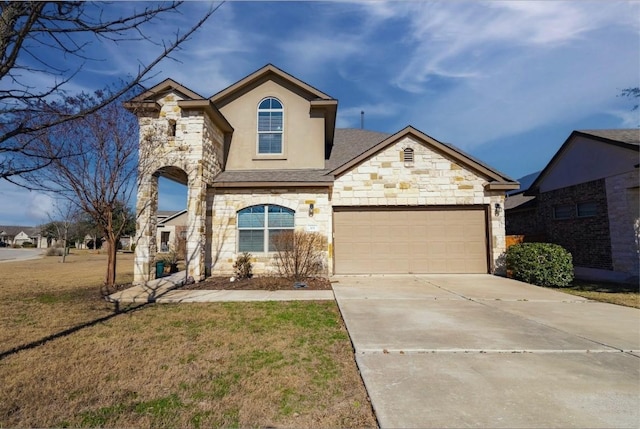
569, 280, 639, 294
0, 302, 150, 361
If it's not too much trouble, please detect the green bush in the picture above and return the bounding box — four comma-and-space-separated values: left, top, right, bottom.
506, 243, 574, 287
21, 242, 35, 248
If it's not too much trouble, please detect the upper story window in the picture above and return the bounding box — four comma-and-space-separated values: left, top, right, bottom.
257, 97, 283, 154
237, 204, 294, 253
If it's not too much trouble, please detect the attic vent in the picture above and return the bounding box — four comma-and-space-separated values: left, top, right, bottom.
168, 119, 177, 137
403, 148, 414, 165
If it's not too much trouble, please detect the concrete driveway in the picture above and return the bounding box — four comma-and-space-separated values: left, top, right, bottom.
332, 275, 640, 428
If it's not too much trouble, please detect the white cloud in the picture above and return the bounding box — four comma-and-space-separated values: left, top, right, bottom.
0, 181, 54, 226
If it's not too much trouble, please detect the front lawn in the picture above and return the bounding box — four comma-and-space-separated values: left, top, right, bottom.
0, 251, 376, 428
558, 279, 639, 309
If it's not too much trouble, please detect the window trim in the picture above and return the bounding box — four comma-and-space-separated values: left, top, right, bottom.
576, 201, 597, 218
256, 97, 284, 156
553, 204, 573, 220
237, 204, 295, 253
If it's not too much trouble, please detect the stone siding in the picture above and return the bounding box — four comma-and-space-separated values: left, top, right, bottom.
209, 188, 331, 275
134, 91, 225, 283
605, 169, 639, 278
332, 136, 506, 273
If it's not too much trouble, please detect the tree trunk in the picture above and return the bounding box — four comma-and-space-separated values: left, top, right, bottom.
105, 236, 118, 289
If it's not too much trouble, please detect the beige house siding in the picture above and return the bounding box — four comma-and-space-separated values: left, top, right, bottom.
332, 135, 507, 273
209, 188, 331, 275
606, 169, 640, 278
219, 80, 326, 170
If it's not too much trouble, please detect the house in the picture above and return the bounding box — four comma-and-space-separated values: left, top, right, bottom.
0, 226, 46, 248
125, 64, 519, 283
507, 129, 639, 283
156, 210, 187, 253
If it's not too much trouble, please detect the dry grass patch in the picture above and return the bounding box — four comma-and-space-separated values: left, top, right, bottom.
558, 280, 639, 309
0, 251, 376, 428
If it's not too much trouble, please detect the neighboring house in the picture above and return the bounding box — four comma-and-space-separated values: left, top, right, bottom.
125, 64, 519, 283
507, 129, 639, 283
156, 210, 187, 253
0, 226, 46, 248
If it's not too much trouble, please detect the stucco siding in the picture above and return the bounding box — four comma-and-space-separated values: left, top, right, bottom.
219, 80, 325, 170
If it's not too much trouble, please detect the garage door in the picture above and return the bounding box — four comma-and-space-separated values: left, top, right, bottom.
333, 207, 488, 274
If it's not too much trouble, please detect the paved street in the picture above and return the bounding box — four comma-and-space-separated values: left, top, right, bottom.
0, 248, 43, 263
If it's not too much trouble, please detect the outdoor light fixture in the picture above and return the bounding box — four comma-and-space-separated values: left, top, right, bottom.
494, 203, 502, 216
309, 203, 314, 217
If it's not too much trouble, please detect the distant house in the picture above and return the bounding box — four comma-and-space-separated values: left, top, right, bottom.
0, 226, 46, 248
506, 129, 639, 283
156, 210, 187, 253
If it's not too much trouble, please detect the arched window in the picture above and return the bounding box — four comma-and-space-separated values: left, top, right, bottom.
257, 97, 283, 154
237, 204, 294, 252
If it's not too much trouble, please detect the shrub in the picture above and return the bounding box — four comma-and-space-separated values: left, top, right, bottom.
271, 230, 327, 281
46, 247, 64, 256
233, 252, 253, 279
21, 242, 34, 248
506, 242, 574, 287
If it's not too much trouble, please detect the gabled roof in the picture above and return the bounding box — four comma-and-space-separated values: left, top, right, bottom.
0, 226, 40, 237
128, 78, 205, 103
330, 126, 519, 190
210, 64, 337, 148
124, 78, 233, 134
210, 64, 335, 105
157, 209, 187, 225
527, 129, 639, 195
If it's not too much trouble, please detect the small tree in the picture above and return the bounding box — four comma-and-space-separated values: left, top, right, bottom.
271, 230, 327, 281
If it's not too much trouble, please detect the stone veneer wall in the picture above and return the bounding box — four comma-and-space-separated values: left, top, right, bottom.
605, 169, 639, 279
209, 188, 331, 275
331, 136, 506, 273
134, 91, 225, 283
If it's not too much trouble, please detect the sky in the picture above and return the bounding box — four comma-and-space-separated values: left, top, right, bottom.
1, 0, 638, 226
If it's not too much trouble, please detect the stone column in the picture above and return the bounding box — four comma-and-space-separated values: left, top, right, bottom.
186, 175, 207, 281
134, 174, 159, 284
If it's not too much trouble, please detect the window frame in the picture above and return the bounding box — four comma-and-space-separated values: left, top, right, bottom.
576, 201, 597, 218
237, 204, 295, 253
553, 204, 573, 220
256, 97, 284, 156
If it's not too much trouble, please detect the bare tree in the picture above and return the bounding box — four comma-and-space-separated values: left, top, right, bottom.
0, 1, 222, 181
28, 89, 141, 293
271, 230, 327, 281
45, 198, 79, 263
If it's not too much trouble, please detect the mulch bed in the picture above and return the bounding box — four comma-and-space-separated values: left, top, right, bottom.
179, 276, 333, 291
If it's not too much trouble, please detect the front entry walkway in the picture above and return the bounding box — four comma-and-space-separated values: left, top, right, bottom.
332, 274, 640, 428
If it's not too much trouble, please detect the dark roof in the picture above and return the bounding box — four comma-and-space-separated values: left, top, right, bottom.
527, 129, 639, 195
0, 226, 40, 236
326, 128, 391, 171
213, 169, 334, 187
578, 129, 640, 145
504, 193, 536, 211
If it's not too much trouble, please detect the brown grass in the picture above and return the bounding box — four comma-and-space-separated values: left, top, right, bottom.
558, 280, 640, 309
0, 251, 376, 428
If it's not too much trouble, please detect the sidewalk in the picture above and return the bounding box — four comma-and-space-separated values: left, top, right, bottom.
108, 271, 334, 303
